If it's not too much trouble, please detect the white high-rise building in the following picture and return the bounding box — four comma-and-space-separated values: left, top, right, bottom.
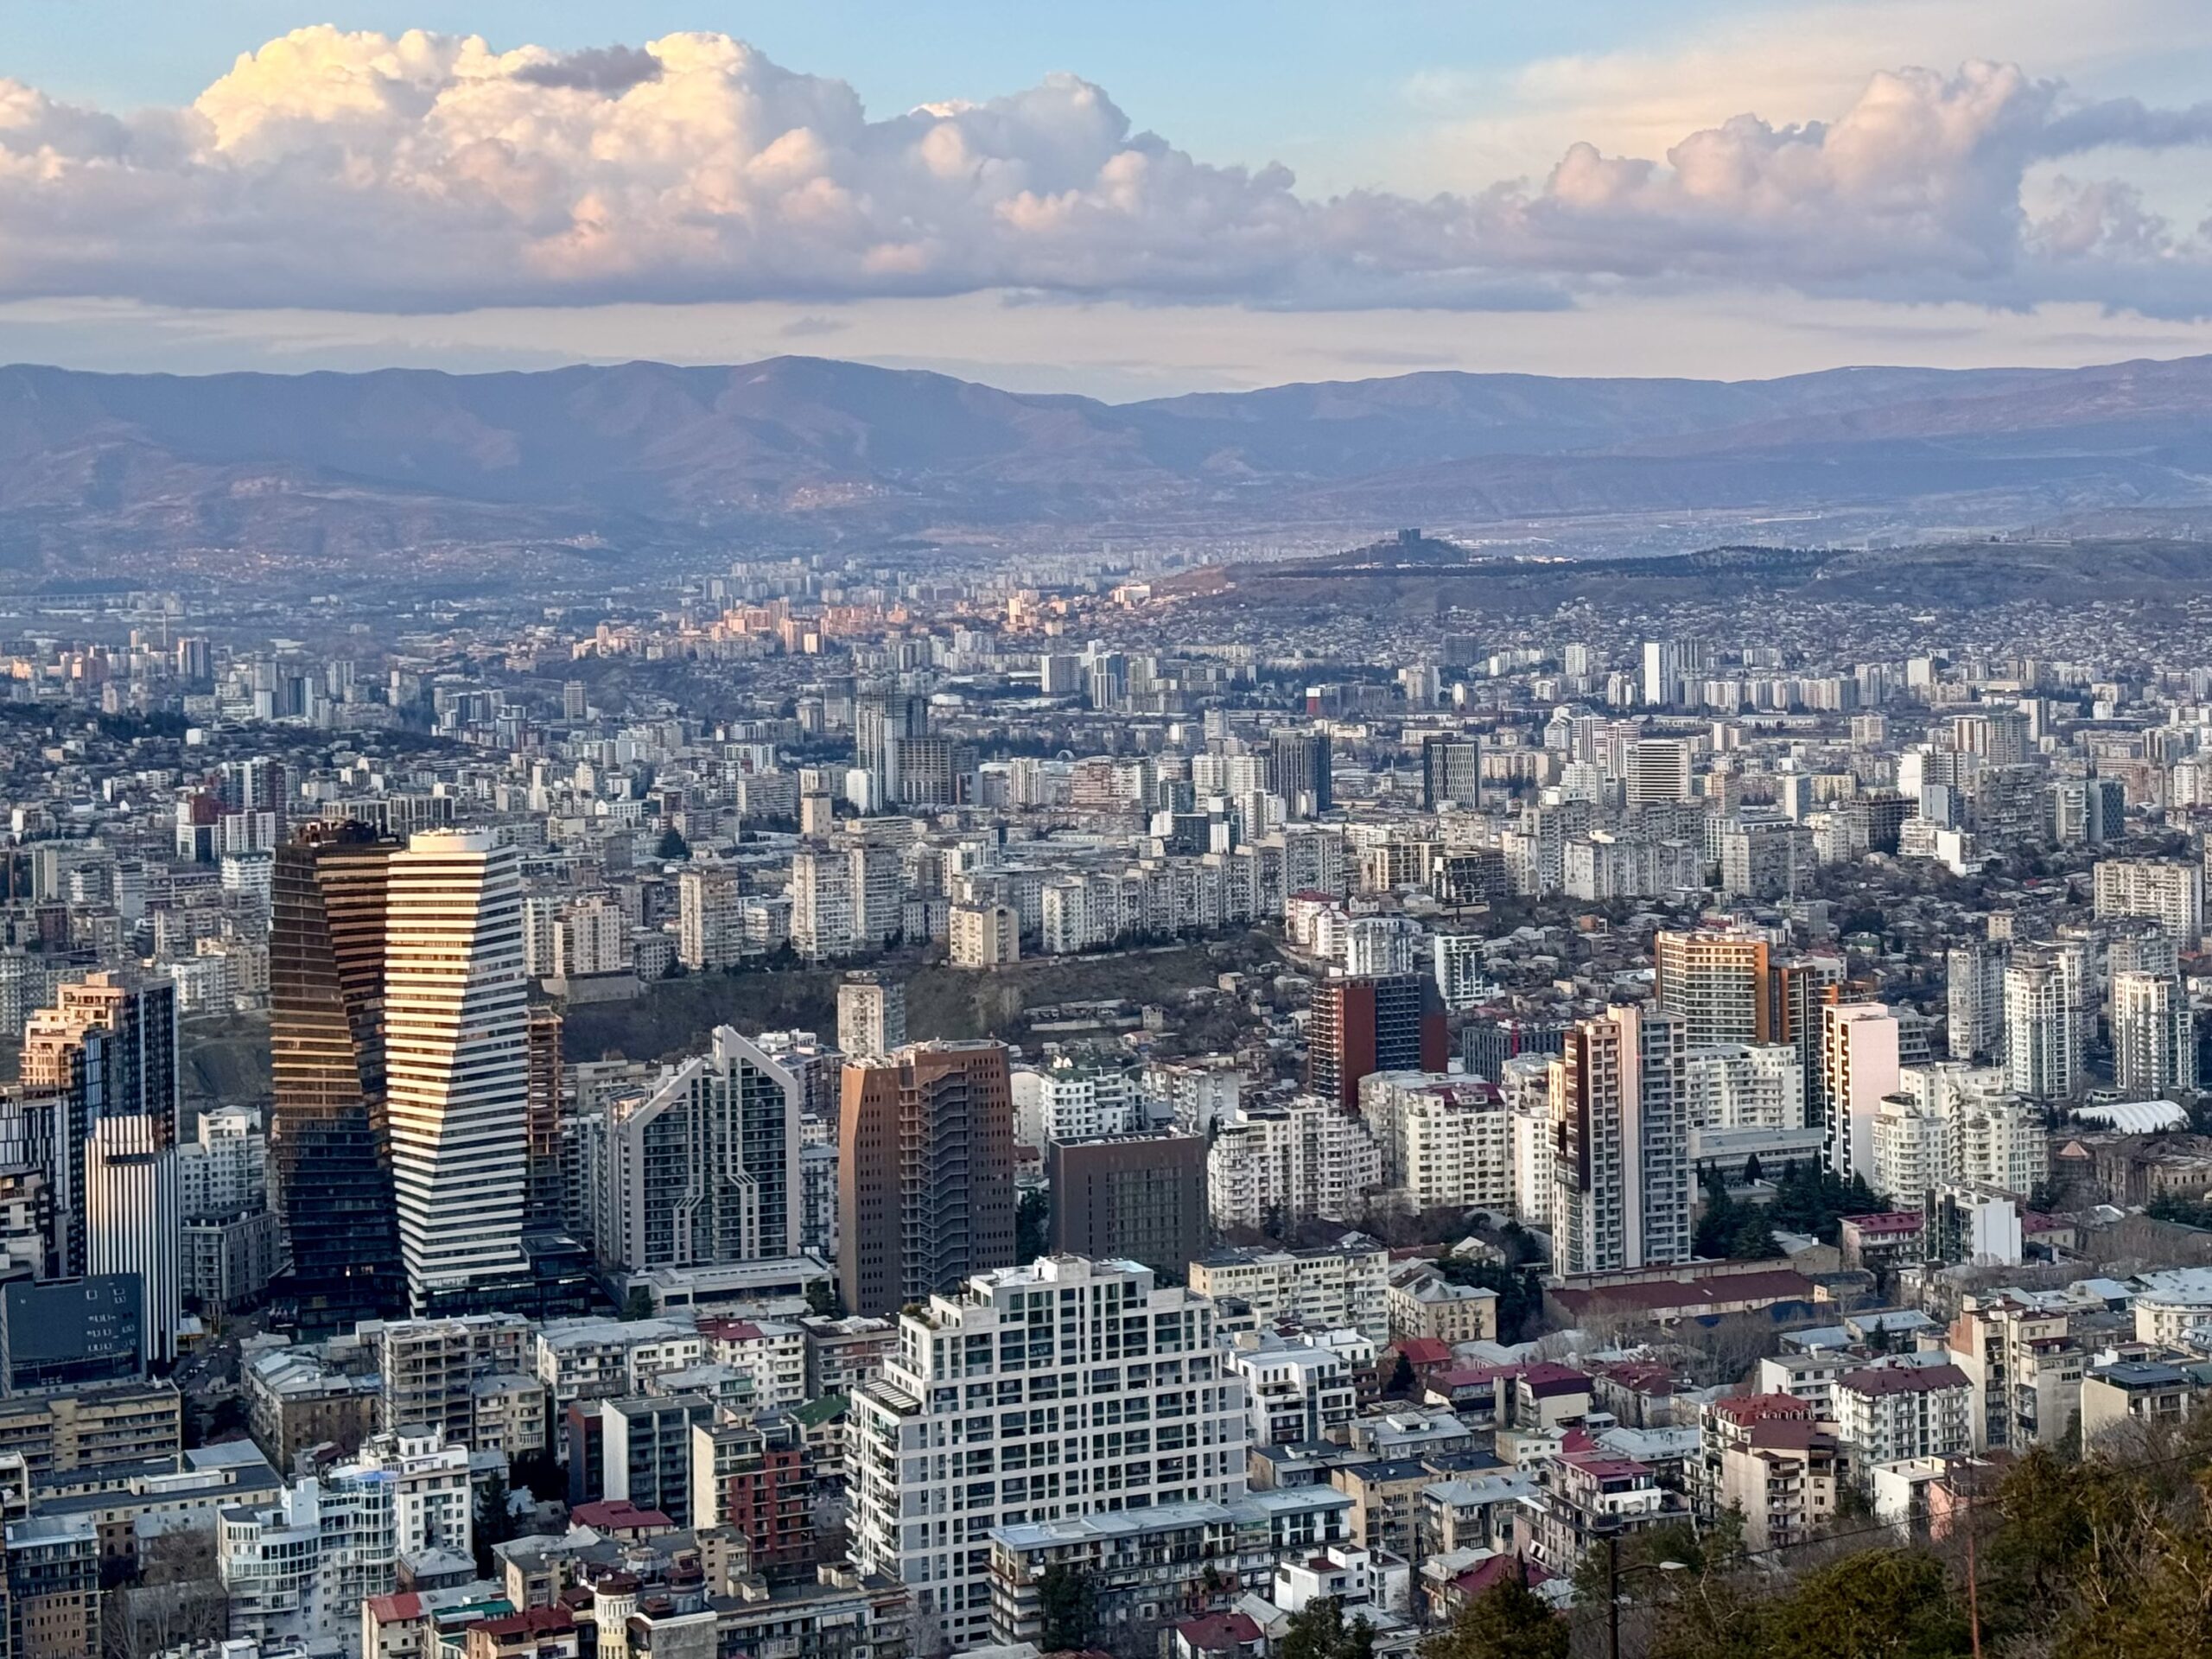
1357, 1071, 1513, 1212
847, 1255, 1248, 1649
1549, 1006, 1691, 1275
1627, 739, 1694, 805
678, 863, 745, 970
1874, 1064, 2046, 1206
385, 830, 530, 1307
1946, 943, 2006, 1063
1206, 1097, 1382, 1230
2005, 950, 2080, 1102
790, 849, 856, 962
836, 972, 906, 1060
1501, 1055, 1554, 1227
2094, 858, 2202, 945
1344, 915, 1422, 978
1682, 1044, 1803, 1132
1015, 1055, 1143, 1146
2113, 971, 2196, 1098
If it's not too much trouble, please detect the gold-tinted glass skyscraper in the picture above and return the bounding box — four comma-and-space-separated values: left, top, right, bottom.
270, 818, 405, 1330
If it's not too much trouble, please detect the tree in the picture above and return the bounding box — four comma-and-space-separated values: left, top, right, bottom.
1280, 1599, 1376, 1659
1756, 1548, 1968, 1659
1741, 1153, 1764, 1185
1727, 1211, 1783, 1260
806, 1278, 847, 1318
1037, 1562, 1098, 1653
1386, 1351, 1418, 1397
656, 823, 690, 860
1421, 1575, 1567, 1659
620, 1286, 657, 1321
1017, 1188, 1052, 1262
474, 1471, 521, 1577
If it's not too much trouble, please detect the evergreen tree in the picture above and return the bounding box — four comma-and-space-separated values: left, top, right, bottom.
1421, 1575, 1565, 1659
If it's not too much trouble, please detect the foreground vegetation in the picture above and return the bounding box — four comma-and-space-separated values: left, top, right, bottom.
1427, 1413, 2212, 1659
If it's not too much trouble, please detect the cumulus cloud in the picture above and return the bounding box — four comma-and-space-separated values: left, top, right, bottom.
0, 28, 2209, 315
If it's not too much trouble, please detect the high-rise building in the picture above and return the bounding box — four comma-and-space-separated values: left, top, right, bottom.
789, 849, 856, 963
1821, 1003, 1901, 1182
1681, 1045, 1804, 1132
2113, 971, 2196, 1098
837, 1041, 1017, 1317
677, 863, 745, 971
1420, 735, 1481, 810
1718, 818, 1815, 899
1306, 973, 1446, 1110
836, 971, 906, 1061
2005, 949, 2080, 1103
22, 972, 182, 1362
1549, 1006, 1691, 1275
1047, 1132, 1207, 1275
1206, 1098, 1382, 1230
1654, 931, 1775, 1047
86, 1110, 181, 1366
1270, 728, 1332, 820
848, 1255, 1245, 1649
1627, 739, 1693, 805
525, 1007, 566, 1232
853, 686, 928, 802
269, 820, 406, 1329
2094, 858, 2203, 945
1946, 942, 2006, 1063
385, 829, 530, 1310
589, 1027, 802, 1275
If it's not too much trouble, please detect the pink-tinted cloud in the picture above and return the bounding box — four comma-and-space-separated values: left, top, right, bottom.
0, 30, 2208, 315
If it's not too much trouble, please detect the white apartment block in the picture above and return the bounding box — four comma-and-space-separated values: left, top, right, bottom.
351, 1427, 473, 1560
1014, 1057, 1145, 1147
1224, 1332, 1357, 1446
2094, 857, 2203, 946
1185, 1238, 1389, 1343
220, 1470, 398, 1654
2113, 970, 2196, 1097
1206, 1097, 1382, 1231
1357, 1072, 1512, 1212
702, 1317, 809, 1410
950, 900, 1020, 968
1682, 1044, 1803, 1132
847, 1256, 1248, 1649
1503, 1056, 1554, 1229
1344, 915, 1422, 978
1832, 1364, 1973, 1471
679, 863, 746, 970
535, 1317, 705, 1411
791, 849, 857, 962
2005, 951, 2080, 1101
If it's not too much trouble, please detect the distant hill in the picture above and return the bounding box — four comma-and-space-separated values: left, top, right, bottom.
2, 353, 2210, 582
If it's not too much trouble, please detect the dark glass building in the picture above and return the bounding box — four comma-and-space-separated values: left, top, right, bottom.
270, 819, 405, 1331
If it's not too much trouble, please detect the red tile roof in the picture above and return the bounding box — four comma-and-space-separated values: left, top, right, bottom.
1177, 1612, 1265, 1649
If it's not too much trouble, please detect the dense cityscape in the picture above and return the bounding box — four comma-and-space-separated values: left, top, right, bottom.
10, 4, 2212, 1656
0, 538, 2205, 1658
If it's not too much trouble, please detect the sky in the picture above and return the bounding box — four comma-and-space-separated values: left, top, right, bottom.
3, 2, 2212, 397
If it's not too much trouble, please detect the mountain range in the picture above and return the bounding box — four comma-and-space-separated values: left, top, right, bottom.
3, 352, 2212, 585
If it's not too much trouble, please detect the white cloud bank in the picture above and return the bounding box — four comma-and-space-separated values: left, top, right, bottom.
2, 29, 2210, 315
